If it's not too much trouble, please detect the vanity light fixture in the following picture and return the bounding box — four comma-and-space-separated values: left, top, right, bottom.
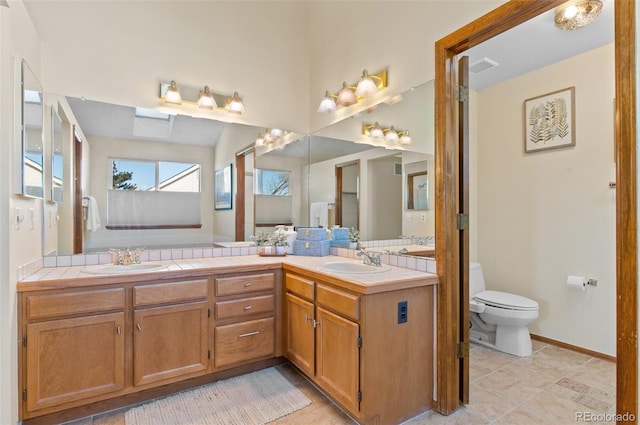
362, 122, 411, 146
160, 82, 245, 115
197, 85, 217, 110
554, 0, 603, 30
317, 68, 388, 113
226, 91, 245, 115
164, 80, 182, 105
317, 90, 338, 113
255, 128, 288, 148
336, 82, 357, 107
355, 70, 379, 98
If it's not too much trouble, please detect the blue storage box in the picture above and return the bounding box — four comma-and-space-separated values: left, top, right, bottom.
331, 227, 350, 241
330, 239, 352, 248
293, 239, 331, 256
297, 227, 328, 241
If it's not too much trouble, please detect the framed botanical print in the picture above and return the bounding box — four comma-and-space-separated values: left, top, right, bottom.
524, 86, 575, 153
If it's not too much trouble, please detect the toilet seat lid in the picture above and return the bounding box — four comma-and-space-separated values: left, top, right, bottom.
473, 290, 538, 311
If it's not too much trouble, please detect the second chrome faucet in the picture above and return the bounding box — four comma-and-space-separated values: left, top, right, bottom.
357, 248, 382, 267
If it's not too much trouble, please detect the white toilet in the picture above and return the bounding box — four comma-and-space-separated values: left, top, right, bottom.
469, 262, 539, 357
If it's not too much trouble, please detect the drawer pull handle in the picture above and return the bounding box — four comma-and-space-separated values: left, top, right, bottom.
116, 325, 121, 335
238, 331, 259, 338
244, 282, 253, 287
244, 305, 252, 310
136, 323, 142, 331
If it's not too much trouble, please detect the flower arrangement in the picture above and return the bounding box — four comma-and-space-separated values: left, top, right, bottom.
251, 231, 271, 246
349, 227, 360, 243
269, 231, 290, 247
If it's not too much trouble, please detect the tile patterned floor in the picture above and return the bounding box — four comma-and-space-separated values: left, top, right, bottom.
65, 340, 615, 425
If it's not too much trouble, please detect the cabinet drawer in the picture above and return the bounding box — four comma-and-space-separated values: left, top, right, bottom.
214, 317, 274, 368
316, 283, 360, 321
26, 288, 125, 320
134, 279, 208, 307
215, 295, 274, 320
215, 273, 274, 297
285, 273, 314, 301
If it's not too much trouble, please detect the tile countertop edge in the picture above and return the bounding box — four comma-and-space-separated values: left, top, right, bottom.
17, 255, 438, 294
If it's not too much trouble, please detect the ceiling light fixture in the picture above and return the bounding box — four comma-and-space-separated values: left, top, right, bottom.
362, 122, 411, 147
160, 82, 245, 115
318, 68, 388, 113
555, 0, 603, 30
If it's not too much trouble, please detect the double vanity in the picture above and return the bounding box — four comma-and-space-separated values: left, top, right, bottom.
18, 254, 438, 425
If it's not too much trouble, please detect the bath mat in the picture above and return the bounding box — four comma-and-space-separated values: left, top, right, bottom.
124, 367, 312, 425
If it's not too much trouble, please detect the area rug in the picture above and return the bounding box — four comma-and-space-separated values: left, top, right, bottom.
125, 367, 312, 425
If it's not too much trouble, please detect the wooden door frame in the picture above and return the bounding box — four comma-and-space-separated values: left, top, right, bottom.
234, 144, 255, 241
72, 126, 82, 254
434, 0, 636, 417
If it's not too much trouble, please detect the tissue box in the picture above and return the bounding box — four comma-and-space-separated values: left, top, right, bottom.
331, 227, 350, 241
330, 239, 352, 248
296, 227, 327, 241
293, 239, 330, 256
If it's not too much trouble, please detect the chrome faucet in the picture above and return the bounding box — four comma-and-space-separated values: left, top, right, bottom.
357, 248, 382, 267
109, 247, 144, 265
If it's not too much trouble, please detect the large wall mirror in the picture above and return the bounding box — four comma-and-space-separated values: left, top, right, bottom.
20, 59, 44, 199
42, 80, 434, 257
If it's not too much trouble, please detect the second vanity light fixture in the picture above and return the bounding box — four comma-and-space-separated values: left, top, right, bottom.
362, 122, 412, 146
160, 81, 245, 115
317, 69, 388, 113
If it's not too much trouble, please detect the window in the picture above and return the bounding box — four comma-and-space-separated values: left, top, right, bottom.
254, 169, 290, 196
111, 159, 201, 193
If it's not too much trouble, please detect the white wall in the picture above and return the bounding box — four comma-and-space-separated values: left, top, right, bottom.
369, 156, 402, 239
307, 1, 503, 132
476, 44, 616, 355
1, 1, 44, 423
33, 1, 311, 133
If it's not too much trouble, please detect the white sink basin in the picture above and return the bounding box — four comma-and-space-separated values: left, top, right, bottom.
320, 262, 390, 274
82, 263, 167, 275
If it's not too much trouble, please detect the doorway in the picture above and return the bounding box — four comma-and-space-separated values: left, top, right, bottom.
334, 161, 359, 229
434, 0, 636, 418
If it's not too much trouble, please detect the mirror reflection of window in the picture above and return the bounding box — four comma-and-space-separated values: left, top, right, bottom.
254, 169, 290, 196
110, 159, 201, 192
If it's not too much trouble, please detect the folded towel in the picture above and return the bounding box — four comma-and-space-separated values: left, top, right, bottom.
85, 196, 101, 231
310, 202, 329, 227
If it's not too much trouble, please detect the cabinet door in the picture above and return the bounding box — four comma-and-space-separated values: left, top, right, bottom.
25, 312, 125, 413
316, 306, 360, 414
133, 300, 208, 387
285, 293, 315, 376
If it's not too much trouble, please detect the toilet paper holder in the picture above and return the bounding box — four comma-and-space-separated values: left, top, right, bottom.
586, 278, 598, 287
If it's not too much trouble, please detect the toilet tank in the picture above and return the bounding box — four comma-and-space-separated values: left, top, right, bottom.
469, 262, 486, 296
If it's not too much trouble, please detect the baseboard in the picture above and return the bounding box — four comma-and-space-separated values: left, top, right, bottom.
530, 333, 616, 363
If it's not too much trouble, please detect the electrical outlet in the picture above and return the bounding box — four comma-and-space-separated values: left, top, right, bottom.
405, 213, 411, 222
420, 213, 426, 222
398, 301, 408, 324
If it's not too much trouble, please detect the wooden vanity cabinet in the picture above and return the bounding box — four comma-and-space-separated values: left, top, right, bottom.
284, 271, 434, 425
21, 288, 126, 416
212, 271, 279, 370
132, 279, 209, 387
